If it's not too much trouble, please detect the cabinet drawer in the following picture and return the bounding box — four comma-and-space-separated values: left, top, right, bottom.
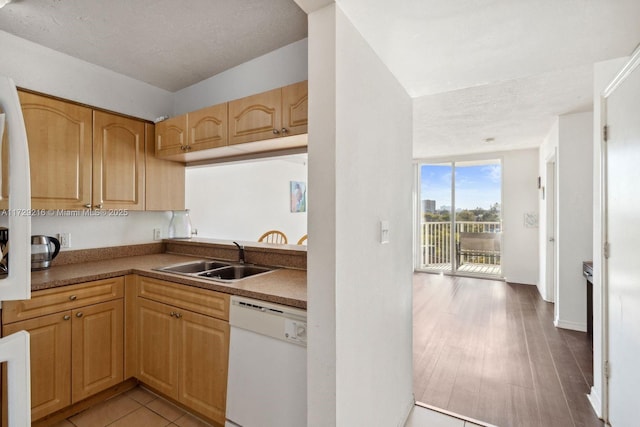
2, 277, 125, 324
137, 276, 229, 321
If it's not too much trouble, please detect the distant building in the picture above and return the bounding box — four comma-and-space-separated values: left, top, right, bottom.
423, 199, 436, 213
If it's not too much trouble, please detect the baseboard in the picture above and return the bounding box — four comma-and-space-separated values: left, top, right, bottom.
399, 396, 417, 427
588, 386, 603, 419
554, 317, 587, 332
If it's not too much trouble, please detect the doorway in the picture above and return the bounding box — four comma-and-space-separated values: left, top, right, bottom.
545, 155, 557, 303
417, 159, 502, 277
602, 47, 640, 427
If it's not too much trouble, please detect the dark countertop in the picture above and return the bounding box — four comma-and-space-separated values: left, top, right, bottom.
30, 253, 307, 309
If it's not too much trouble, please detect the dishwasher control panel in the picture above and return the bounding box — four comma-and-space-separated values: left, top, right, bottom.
284, 319, 307, 345
230, 296, 307, 347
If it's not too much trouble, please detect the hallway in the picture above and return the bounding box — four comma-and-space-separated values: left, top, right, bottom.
413, 273, 602, 427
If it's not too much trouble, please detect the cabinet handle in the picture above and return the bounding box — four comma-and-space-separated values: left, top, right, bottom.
180, 146, 186, 151
170, 311, 176, 317
63, 315, 71, 321
75, 312, 83, 318
272, 129, 280, 135
175, 313, 182, 319
95, 204, 103, 209
84, 204, 92, 209
281, 128, 288, 134
185, 145, 191, 151
69, 295, 77, 301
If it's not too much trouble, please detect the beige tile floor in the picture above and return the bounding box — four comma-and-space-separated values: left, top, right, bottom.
51, 386, 214, 427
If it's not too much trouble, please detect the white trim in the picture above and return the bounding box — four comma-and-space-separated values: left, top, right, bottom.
553, 318, 587, 332
588, 386, 603, 419
603, 43, 640, 97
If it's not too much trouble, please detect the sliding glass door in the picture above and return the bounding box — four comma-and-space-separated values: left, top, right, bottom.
418, 159, 502, 277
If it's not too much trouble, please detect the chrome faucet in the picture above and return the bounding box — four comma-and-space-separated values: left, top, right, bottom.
233, 241, 245, 264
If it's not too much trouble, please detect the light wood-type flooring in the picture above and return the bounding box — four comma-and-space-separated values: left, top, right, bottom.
413, 273, 603, 427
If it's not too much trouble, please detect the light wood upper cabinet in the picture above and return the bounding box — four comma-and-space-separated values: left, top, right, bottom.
145, 123, 185, 211
155, 114, 187, 157
281, 80, 308, 136
229, 87, 282, 145
15, 91, 162, 210
229, 81, 308, 145
19, 91, 93, 210
188, 103, 228, 151
93, 111, 145, 210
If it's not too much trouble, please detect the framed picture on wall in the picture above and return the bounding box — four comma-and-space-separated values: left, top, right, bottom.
290, 181, 306, 213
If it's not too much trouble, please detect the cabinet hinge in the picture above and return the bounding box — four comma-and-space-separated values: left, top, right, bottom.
603, 125, 609, 142
604, 242, 610, 259
604, 361, 611, 379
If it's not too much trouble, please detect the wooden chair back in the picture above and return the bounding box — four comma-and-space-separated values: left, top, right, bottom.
296, 234, 307, 245
258, 230, 288, 244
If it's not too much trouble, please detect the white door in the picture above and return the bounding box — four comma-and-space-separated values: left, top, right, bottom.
545, 157, 556, 303
604, 48, 640, 427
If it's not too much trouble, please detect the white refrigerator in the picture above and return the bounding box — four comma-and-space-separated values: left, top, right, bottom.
0, 75, 32, 426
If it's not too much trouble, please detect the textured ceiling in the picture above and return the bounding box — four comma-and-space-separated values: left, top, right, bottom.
338, 0, 640, 157
0, 0, 307, 91
1, 0, 639, 157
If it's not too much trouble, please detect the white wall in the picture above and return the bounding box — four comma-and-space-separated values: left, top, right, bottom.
0, 30, 172, 121
501, 148, 540, 285
0, 30, 176, 250
307, 4, 414, 426
0, 30, 309, 251
539, 112, 593, 331
0, 211, 172, 251
185, 157, 307, 242
173, 39, 308, 115
590, 56, 630, 418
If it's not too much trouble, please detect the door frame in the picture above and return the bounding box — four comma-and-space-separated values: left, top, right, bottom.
545, 152, 557, 304
414, 154, 504, 278
600, 44, 640, 425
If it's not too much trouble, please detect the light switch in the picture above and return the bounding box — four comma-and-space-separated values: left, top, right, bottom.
380, 220, 390, 244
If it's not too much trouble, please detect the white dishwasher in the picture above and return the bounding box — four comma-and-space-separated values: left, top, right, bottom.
225, 296, 307, 427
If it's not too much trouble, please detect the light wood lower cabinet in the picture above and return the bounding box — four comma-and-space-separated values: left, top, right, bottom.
1, 277, 124, 422
3, 312, 71, 421
136, 277, 229, 425
71, 299, 124, 402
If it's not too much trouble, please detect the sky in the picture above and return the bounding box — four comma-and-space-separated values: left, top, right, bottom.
420, 162, 501, 210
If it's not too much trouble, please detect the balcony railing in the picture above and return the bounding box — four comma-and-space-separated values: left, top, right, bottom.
420, 221, 501, 269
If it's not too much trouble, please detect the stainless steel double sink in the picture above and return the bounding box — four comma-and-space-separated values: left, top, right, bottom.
154, 260, 276, 283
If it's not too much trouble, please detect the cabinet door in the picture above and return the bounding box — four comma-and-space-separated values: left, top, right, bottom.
228, 88, 281, 145
137, 298, 179, 399
18, 91, 93, 210
93, 111, 145, 210
188, 103, 228, 151
71, 299, 124, 402
281, 81, 308, 137
3, 312, 71, 421
144, 123, 185, 210
177, 309, 229, 425
155, 115, 187, 157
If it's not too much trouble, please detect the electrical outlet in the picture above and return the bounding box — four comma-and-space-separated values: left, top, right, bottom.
153, 228, 162, 241
59, 232, 71, 248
